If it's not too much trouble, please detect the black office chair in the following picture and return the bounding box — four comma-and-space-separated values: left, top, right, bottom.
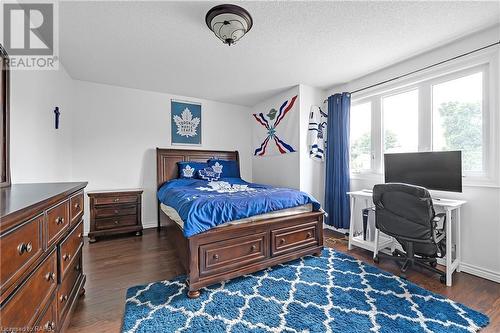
372, 183, 447, 283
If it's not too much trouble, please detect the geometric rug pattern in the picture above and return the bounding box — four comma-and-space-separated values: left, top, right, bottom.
122, 248, 489, 333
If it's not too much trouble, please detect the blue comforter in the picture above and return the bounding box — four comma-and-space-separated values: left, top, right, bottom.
157, 178, 320, 237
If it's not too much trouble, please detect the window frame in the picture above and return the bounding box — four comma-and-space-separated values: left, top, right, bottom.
349, 49, 499, 187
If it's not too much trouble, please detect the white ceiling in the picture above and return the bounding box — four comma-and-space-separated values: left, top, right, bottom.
59, 1, 500, 106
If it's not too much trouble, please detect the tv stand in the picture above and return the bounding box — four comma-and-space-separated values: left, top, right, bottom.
347, 189, 466, 286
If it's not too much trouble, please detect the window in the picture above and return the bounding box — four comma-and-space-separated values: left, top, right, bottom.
350, 102, 371, 172
382, 89, 419, 153
432, 72, 483, 172
348, 54, 496, 185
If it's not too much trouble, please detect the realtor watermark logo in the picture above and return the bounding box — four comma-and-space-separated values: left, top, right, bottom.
1, 0, 59, 70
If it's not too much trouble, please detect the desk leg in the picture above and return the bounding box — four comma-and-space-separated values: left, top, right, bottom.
456, 208, 461, 272
445, 208, 453, 286
373, 228, 379, 259
348, 196, 355, 250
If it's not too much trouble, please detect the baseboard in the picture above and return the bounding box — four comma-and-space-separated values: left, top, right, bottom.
459, 263, 500, 284
323, 223, 349, 234
437, 258, 500, 283
83, 220, 158, 236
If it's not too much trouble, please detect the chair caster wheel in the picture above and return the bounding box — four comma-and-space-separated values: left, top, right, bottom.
430, 261, 437, 268
373, 256, 380, 264
440, 275, 446, 284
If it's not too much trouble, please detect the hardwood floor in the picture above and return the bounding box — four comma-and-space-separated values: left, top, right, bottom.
67, 228, 500, 333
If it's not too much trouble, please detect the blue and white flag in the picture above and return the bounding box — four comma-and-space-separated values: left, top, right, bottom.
308, 105, 327, 161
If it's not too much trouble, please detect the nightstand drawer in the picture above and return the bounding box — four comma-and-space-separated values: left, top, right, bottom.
94, 195, 138, 205
94, 205, 136, 218
95, 215, 137, 230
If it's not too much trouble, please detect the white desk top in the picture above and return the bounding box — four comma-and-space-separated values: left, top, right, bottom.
347, 190, 466, 208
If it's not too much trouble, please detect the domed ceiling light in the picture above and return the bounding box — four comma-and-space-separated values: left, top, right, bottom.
205, 4, 253, 46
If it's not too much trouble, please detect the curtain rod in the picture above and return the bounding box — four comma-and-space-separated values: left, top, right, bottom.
323, 40, 500, 104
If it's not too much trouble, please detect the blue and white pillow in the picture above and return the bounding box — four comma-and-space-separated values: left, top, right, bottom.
207, 159, 240, 178
198, 162, 223, 181
177, 162, 208, 179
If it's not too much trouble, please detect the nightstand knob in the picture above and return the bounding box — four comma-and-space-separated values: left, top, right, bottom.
306, 232, 312, 239
250, 245, 257, 252
114, 220, 119, 224
114, 198, 120, 202
213, 254, 219, 260
280, 238, 286, 244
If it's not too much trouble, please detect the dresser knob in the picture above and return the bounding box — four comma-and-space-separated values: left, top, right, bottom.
60, 294, 68, 302
44, 321, 56, 331
213, 254, 219, 260
280, 238, 286, 244
55, 217, 64, 225
114, 220, 119, 224
63, 253, 71, 261
17, 242, 32, 255
114, 198, 120, 202
250, 245, 257, 252
114, 210, 119, 214
75, 264, 81, 271
45, 272, 56, 281
78, 233, 83, 238
74, 203, 81, 209
306, 232, 312, 239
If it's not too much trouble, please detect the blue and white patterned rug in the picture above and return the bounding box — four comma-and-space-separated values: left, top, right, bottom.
122, 248, 489, 333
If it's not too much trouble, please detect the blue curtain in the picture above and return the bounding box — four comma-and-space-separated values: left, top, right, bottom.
324, 93, 351, 228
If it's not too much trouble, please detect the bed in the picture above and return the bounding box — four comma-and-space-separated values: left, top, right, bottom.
156, 148, 324, 298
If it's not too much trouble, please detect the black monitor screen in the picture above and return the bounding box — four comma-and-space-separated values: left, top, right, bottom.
384, 151, 462, 192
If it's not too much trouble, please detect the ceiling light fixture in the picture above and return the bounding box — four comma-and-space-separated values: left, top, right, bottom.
205, 4, 253, 46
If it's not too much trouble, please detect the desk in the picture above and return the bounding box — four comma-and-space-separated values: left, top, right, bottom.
347, 190, 466, 286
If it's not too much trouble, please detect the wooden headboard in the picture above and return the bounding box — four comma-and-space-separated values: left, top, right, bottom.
156, 148, 240, 188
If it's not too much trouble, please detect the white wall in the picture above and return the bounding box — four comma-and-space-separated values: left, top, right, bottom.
325, 26, 500, 282
10, 66, 74, 183
299, 84, 326, 205
251, 86, 301, 189
71, 81, 253, 234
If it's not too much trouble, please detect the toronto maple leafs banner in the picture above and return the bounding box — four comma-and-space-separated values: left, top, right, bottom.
171, 100, 202, 145
253, 95, 298, 157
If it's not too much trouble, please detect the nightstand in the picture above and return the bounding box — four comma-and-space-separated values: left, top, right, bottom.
87, 189, 143, 243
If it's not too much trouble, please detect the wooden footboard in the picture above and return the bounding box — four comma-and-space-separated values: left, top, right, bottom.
161, 209, 324, 297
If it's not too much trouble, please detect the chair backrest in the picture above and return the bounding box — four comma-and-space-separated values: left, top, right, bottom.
373, 183, 435, 242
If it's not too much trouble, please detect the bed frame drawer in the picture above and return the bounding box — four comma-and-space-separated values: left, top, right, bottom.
200, 232, 269, 276
271, 221, 319, 256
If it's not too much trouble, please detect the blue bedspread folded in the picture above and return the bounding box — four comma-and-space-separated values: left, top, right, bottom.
157, 178, 321, 237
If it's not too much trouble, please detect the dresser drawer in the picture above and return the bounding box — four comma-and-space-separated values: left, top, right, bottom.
47, 200, 70, 247
0, 215, 44, 296
94, 204, 136, 219
271, 221, 319, 256
0, 249, 57, 330
59, 221, 84, 279
200, 232, 269, 276
95, 215, 137, 230
57, 249, 82, 320
70, 192, 84, 227
94, 195, 138, 205
36, 295, 57, 332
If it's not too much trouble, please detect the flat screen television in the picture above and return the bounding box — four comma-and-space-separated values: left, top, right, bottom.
384, 151, 462, 192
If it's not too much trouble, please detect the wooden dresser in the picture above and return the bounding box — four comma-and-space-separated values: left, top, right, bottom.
87, 190, 143, 243
0, 182, 87, 333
